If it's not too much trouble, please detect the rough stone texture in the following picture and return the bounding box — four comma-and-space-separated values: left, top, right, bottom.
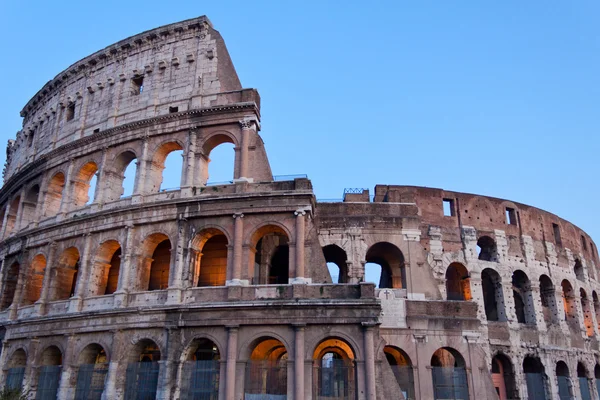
0, 15, 598, 400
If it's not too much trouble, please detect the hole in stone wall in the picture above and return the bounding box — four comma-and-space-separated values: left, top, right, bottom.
581, 235, 588, 251
443, 199, 455, 217
553, 223, 562, 246
477, 236, 498, 262
131, 76, 144, 95
66, 103, 75, 121
505, 208, 517, 225
169, 106, 179, 113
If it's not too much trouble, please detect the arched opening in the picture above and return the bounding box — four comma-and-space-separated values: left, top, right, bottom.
580, 289, 594, 337
44, 172, 65, 217
4, 196, 20, 236
482, 268, 505, 321
477, 236, 498, 262
574, 259, 585, 281
593, 292, 600, 333
312, 337, 356, 399
201, 134, 236, 185
5, 348, 27, 390
245, 337, 288, 398
594, 364, 600, 398
75, 344, 108, 400
0, 262, 20, 310
251, 225, 290, 285
384, 346, 415, 400
430, 347, 469, 400
556, 361, 571, 400
51, 247, 80, 301
512, 270, 535, 324
72, 162, 98, 207
180, 338, 220, 400
365, 242, 405, 289
90, 240, 121, 296
22, 254, 46, 305
561, 279, 578, 328
104, 151, 137, 201
445, 263, 471, 301
539, 275, 558, 325
37, 346, 63, 400
491, 353, 517, 400
20, 184, 40, 229
139, 234, 171, 291
577, 362, 592, 400
323, 245, 348, 284
190, 229, 228, 287
124, 339, 161, 399
148, 142, 184, 192
523, 356, 547, 400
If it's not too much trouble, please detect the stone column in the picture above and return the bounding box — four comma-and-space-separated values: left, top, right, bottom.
57, 335, 77, 400
290, 210, 309, 284
36, 242, 57, 315
114, 225, 134, 308
69, 233, 92, 312
9, 261, 27, 320
101, 359, 119, 400
33, 183, 46, 227
363, 323, 377, 400
132, 137, 149, 202
168, 220, 187, 304
0, 202, 12, 240
58, 159, 75, 218
92, 147, 108, 206
294, 324, 305, 400
530, 283, 547, 331
14, 187, 26, 232
236, 118, 255, 182
227, 214, 245, 286
225, 326, 239, 400
181, 129, 197, 197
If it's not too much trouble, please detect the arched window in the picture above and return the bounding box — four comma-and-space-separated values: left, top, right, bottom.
180, 338, 220, 400
5, 348, 27, 390
312, 338, 356, 399
37, 346, 63, 400
491, 354, 517, 400
445, 263, 471, 301
561, 280, 578, 328
430, 347, 469, 400
75, 344, 108, 400
190, 229, 228, 287
44, 172, 65, 217
574, 259, 585, 281
104, 151, 138, 201
592, 292, 600, 333
4, 196, 21, 236
72, 162, 98, 207
139, 234, 171, 291
556, 361, 571, 400
365, 242, 405, 289
323, 245, 348, 284
384, 346, 415, 400
200, 134, 236, 185
481, 268, 505, 321
0, 262, 20, 310
512, 270, 535, 324
245, 337, 288, 398
22, 254, 46, 305
51, 247, 81, 301
580, 289, 594, 337
523, 356, 547, 400
20, 184, 40, 229
124, 340, 161, 399
148, 142, 184, 192
90, 240, 122, 296
539, 275, 558, 325
577, 362, 592, 400
251, 225, 290, 285
477, 236, 498, 262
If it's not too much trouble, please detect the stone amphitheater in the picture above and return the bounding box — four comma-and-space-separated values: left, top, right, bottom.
0, 15, 598, 400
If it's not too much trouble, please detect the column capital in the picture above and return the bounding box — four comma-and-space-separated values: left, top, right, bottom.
294, 210, 306, 217
233, 213, 244, 219
239, 117, 258, 130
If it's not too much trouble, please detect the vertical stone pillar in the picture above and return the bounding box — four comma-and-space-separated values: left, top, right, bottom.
14, 188, 26, 232
225, 326, 239, 400
0, 202, 12, 240
530, 283, 547, 331
23, 339, 40, 396
57, 335, 77, 400
363, 323, 377, 400
132, 137, 149, 202
294, 324, 305, 400
36, 241, 57, 315
236, 118, 256, 182
58, 159, 75, 217
181, 129, 197, 196
69, 233, 92, 312
33, 183, 46, 227
101, 359, 120, 400
93, 147, 108, 205
291, 210, 309, 284
167, 220, 186, 304
227, 214, 245, 286
9, 261, 27, 320
114, 224, 134, 308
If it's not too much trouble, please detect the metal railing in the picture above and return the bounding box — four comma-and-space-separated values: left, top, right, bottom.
124, 362, 160, 400
389, 365, 415, 400
36, 365, 62, 400
313, 360, 356, 400
273, 174, 307, 181
5, 367, 25, 390
431, 367, 469, 400
159, 186, 181, 192
180, 360, 220, 400
206, 181, 233, 186
74, 363, 109, 400
343, 188, 367, 194
244, 360, 287, 399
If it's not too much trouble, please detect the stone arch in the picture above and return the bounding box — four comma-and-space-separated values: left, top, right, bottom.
512, 270, 536, 324
250, 224, 291, 285
4, 195, 21, 236
477, 235, 498, 262
312, 337, 356, 399
138, 233, 172, 291
323, 244, 348, 284
0, 262, 20, 310
200, 131, 237, 185
44, 172, 65, 217
561, 279, 578, 328
147, 140, 184, 193
384, 346, 415, 399
20, 183, 40, 228
491, 353, 517, 400
104, 150, 138, 201
5, 348, 27, 390
72, 161, 98, 207
124, 339, 161, 400
77, 343, 108, 364
180, 335, 224, 363
580, 288, 594, 337
244, 336, 288, 398
574, 259, 585, 281
51, 246, 81, 301
365, 242, 406, 289
22, 253, 46, 305
190, 228, 229, 287
539, 274, 559, 325
90, 240, 122, 296
430, 347, 469, 400
445, 262, 471, 301
482, 268, 505, 321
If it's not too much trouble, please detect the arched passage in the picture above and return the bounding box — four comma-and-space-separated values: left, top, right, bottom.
4, 196, 20, 236
0, 262, 20, 310
90, 240, 121, 296
74, 343, 108, 400
491, 353, 517, 400
323, 244, 348, 284
556, 361, 571, 400
5, 348, 27, 390
20, 184, 40, 228
593, 292, 600, 333
384, 346, 415, 400
245, 337, 288, 398
124, 339, 161, 399
482, 268, 505, 321
577, 362, 592, 400
37, 346, 63, 400
312, 337, 356, 399
365, 242, 405, 289
539, 275, 558, 325
180, 338, 220, 400
580, 289, 594, 337
72, 161, 98, 207
445, 263, 471, 301
51, 247, 80, 301
561, 279, 578, 328
523, 356, 547, 400
148, 142, 184, 192
251, 225, 290, 285
512, 270, 536, 324
574, 259, 585, 281
139, 234, 171, 291
44, 172, 65, 217
22, 254, 46, 305
191, 229, 228, 287
104, 151, 138, 201
200, 134, 236, 185
430, 347, 469, 400
477, 236, 498, 261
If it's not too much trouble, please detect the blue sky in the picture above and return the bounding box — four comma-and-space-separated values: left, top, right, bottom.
1, 1, 599, 246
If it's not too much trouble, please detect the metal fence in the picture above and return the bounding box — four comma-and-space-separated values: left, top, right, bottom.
124, 362, 160, 400
244, 360, 287, 399
389, 365, 415, 400
5, 367, 25, 390
35, 365, 62, 400
578, 377, 592, 400
556, 376, 570, 400
74, 363, 109, 400
180, 360, 220, 400
313, 360, 356, 400
431, 367, 469, 400
526, 373, 547, 400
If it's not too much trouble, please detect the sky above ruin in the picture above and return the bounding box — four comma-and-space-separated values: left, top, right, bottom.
1, 1, 599, 243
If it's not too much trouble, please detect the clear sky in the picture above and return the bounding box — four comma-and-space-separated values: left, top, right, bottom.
0, 1, 599, 245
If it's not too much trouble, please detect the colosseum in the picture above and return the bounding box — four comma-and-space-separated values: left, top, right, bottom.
0, 15, 598, 400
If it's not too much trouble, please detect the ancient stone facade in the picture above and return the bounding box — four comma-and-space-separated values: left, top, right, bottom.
0, 15, 597, 400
